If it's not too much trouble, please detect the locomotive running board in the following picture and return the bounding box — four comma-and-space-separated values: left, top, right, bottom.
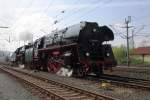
38, 43, 77, 52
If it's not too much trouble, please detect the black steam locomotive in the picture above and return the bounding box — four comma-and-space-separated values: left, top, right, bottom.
12, 21, 117, 77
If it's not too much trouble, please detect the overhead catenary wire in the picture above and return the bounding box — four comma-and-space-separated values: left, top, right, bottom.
59, 0, 112, 27
56, 0, 101, 22
42, 0, 55, 14
50, 0, 103, 30
51, 0, 79, 20
132, 14, 150, 23
53, 0, 110, 28
109, 25, 127, 39
110, 23, 149, 39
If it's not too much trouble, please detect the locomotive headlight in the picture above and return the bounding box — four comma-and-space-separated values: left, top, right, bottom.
106, 53, 110, 57
93, 28, 97, 32
86, 52, 90, 56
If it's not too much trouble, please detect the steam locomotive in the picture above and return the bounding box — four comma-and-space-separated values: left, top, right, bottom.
12, 21, 117, 77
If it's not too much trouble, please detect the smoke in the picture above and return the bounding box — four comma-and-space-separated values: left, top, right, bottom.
57, 67, 73, 77
19, 31, 33, 42
12, 12, 55, 42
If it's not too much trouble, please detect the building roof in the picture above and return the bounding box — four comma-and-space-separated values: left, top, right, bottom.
132, 46, 150, 55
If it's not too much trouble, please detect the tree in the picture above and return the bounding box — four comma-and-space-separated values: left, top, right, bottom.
113, 45, 126, 64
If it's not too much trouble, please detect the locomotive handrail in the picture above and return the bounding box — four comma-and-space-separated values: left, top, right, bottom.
38, 43, 77, 52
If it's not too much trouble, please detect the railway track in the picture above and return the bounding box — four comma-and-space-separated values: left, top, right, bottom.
85, 74, 150, 91
0, 65, 117, 100
113, 68, 150, 75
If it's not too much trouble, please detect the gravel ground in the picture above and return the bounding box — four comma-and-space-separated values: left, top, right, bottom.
11, 67, 150, 100
0, 70, 40, 100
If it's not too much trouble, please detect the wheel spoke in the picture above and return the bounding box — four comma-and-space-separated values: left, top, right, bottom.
47, 59, 62, 73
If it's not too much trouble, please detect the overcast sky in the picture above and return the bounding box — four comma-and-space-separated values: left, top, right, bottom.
0, 0, 150, 51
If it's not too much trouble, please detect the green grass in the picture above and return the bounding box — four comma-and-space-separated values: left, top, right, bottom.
129, 58, 143, 65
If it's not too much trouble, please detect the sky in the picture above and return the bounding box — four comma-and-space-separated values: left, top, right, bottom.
0, 0, 150, 51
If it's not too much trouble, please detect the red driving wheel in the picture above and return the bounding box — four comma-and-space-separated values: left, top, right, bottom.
47, 58, 63, 73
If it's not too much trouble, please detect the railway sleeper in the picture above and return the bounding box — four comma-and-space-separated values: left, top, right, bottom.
45, 87, 61, 90
59, 93, 81, 97
56, 91, 76, 95
50, 89, 69, 92
66, 95, 90, 100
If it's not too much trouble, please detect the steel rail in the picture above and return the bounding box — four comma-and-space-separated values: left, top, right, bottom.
86, 74, 150, 91
0, 65, 117, 100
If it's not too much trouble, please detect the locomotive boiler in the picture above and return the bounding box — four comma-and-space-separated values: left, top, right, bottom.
14, 21, 117, 77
